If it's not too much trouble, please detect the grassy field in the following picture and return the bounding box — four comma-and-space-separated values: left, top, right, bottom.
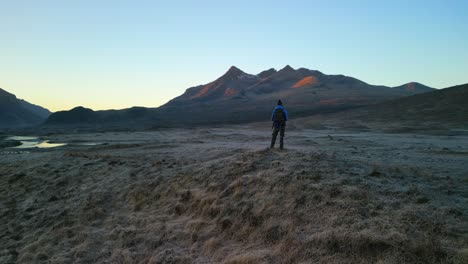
1, 127, 467, 263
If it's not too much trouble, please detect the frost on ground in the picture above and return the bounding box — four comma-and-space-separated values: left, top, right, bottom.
0, 126, 467, 263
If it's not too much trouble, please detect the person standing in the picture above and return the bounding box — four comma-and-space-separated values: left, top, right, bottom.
270, 99, 288, 150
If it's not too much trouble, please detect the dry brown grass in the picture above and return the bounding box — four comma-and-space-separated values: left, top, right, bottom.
1, 129, 467, 263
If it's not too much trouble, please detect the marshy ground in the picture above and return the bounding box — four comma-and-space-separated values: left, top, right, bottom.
1, 125, 467, 263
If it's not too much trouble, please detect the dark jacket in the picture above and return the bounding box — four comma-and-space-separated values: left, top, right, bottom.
271, 105, 288, 128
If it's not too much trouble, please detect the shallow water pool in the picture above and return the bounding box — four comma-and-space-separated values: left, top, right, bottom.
6, 136, 68, 149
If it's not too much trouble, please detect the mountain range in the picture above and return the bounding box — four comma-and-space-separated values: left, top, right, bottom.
42, 66, 436, 129
0, 88, 51, 129
157, 65, 434, 125
0, 65, 448, 130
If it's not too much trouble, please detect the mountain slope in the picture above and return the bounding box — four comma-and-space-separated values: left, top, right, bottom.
169, 66, 259, 102
18, 99, 52, 119
0, 88, 52, 128
296, 83, 468, 131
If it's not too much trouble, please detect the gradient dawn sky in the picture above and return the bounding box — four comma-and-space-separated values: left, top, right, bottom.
1, 0, 467, 112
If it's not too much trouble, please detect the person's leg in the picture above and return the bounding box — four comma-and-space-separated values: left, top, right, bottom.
279, 124, 285, 149
271, 128, 279, 148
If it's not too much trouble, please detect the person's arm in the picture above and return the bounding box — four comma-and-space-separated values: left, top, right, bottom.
271, 109, 275, 121
283, 108, 288, 121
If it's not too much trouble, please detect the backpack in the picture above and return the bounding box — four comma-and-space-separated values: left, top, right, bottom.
273, 108, 285, 123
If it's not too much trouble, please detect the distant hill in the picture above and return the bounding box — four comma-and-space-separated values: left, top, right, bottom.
392, 82, 435, 95
46, 106, 100, 124
43, 66, 436, 129
0, 88, 52, 128
45, 106, 159, 129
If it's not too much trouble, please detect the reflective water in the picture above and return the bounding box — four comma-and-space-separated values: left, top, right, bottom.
6, 136, 68, 149
36, 141, 67, 148
7, 136, 38, 141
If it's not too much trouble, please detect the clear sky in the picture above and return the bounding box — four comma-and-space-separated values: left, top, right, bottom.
1, 0, 467, 112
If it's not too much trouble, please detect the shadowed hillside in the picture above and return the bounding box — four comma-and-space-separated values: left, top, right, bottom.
0, 88, 51, 128
296, 83, 468, 132
355, 83, 468, 124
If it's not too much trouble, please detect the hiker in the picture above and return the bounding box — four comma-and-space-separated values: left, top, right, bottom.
270, 99, 288, 149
